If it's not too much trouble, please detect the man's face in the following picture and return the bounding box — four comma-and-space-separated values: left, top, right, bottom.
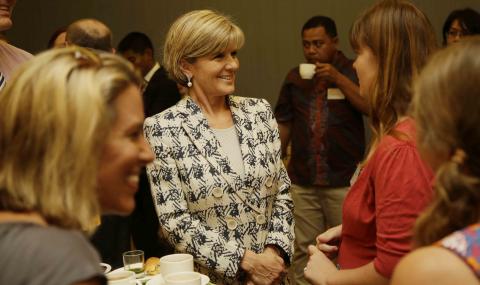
302, 26, 338, 64
0, 0, 16, 32
121, 49, 152, 77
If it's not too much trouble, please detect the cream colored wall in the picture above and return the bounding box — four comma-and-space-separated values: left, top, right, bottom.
8, 0, 480, 105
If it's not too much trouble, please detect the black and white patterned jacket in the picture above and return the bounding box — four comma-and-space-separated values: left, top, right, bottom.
144, 96, 294, 284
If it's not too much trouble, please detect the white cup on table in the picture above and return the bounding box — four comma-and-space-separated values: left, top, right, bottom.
164, 272, 201, 285
159, 254, 194, 277
106, 270, 141, 285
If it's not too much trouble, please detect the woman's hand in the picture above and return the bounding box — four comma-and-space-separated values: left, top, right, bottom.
304, 245, 338, 285
316, 224, 342, 258
241, 249, 286, 285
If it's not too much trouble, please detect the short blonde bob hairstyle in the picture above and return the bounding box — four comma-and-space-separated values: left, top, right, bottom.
163, 9, 245, 85
0, 47, 141, 232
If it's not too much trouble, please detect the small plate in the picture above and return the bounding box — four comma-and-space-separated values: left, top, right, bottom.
110, 267, 156, 283
146, 273, 209, 285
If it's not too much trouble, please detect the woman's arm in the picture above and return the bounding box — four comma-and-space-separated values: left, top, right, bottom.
372, 143, 433, 278
307, 133, 434, 285
241, 249, 287, 285
305, 245, 388, 285
262, 99, 295, 261
316, 224, 342, 257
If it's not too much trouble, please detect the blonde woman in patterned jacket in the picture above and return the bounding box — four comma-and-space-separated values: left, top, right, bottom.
144, 9, 294, 285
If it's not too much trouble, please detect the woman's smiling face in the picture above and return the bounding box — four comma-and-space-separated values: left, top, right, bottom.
184, 43, 240, 98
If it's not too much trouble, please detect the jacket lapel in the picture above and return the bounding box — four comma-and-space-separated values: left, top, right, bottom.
229, 97, 263, 212
179, 97, 240, 194
228, 97, 257, 182
179, 97, 263, 213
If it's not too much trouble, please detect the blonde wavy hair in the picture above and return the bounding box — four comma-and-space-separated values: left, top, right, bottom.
350, 0, 437, 158
163, 9, 244, 85
0, 47, 141, 232
413, 36, 480, 246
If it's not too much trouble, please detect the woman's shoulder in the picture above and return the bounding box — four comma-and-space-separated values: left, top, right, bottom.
375, 118, 418, 155
0, 223, 104, 285
392, 245, 479, 285
229, 96, 273, 119
229, 96, 269, 108
370, 118, 433, 178
437, 223, 480, 277
1, 223, 100, 261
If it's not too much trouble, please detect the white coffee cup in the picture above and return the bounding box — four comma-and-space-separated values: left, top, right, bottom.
100, 262, 112, 273
159, 254, 194, 277
106, 270, 141, 285
299, 63, 316, 79
164, 272, 201, 285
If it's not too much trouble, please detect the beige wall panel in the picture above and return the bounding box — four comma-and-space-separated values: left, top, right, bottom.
7, 0, 480, 105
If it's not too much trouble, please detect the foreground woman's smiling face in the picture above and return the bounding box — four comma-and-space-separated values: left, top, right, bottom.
97, 84, 154, 215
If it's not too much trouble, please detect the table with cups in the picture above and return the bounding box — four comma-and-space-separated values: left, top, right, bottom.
104, 250, 212, 285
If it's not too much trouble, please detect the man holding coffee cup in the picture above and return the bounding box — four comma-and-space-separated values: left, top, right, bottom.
274, 15, 366, 285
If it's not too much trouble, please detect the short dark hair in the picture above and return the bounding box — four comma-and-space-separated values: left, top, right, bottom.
302, 15, 337, 38
47, 26, 67, 49
66, 19, 113, 52
117, 32, 154, 55
442, 8, 480, 45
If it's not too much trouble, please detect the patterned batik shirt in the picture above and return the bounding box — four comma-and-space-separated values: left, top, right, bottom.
275, 50, 365, 187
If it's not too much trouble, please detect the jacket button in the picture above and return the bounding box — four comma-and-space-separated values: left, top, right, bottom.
226, 218, 238, 230
256, 214, 266, 225
265, 177, 273, 188
212, 187, 223, 198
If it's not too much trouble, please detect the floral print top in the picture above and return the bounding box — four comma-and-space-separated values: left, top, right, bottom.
438, 223, 480, 278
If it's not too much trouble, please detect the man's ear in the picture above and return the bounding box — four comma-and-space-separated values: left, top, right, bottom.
332, 36, 339, 47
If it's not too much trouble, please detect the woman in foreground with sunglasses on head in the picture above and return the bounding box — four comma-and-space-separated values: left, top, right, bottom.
0, 47, 154, 285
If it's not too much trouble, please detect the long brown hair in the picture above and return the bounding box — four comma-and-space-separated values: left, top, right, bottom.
413, 37, 480, 246
350, 0, 437, 158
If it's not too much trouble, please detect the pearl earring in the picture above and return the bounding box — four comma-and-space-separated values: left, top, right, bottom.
187, 75, 192, 88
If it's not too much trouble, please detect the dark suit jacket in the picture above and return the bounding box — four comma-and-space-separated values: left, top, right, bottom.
132, 66, 181, 258
143, 66, 182, 118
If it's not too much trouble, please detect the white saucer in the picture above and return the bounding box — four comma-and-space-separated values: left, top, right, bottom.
109, 267, 154, 283
146, 273, 209, 285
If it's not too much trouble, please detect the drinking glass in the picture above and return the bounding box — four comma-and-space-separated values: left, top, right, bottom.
123, 250, 145, 277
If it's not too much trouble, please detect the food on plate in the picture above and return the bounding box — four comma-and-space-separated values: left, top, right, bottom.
145, 257, 160, 275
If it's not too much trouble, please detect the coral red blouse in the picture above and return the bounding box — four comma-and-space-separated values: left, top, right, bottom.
338, 118, 434, 278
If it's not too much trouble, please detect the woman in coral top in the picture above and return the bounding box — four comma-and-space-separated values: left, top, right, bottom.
304, 1, 437, 284
392, 37, 480, 285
